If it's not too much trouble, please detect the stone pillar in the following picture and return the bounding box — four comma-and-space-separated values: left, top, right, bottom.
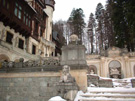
101, 57, 105, 77
124, 56, 130, 77
70, 69, 87, 91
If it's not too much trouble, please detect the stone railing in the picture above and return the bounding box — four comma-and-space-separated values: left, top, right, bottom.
41, 37, 55, 48
129, 52, 135, 57
0, 57, 60, 71
87, 74, 113, 88
86, 54, 100, 60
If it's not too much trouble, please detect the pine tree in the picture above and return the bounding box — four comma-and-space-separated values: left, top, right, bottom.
95, 3, 104, 51
68, 8, 86, 43
87, 13, 96, 53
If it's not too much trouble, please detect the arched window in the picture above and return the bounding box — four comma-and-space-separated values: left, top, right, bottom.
88, 65, 97, 74
109, 60, 121, 79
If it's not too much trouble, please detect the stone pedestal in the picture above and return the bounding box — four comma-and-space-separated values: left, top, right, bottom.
61, 44, 86, 66
60, 34, 88, 91
56, 82, 79, 98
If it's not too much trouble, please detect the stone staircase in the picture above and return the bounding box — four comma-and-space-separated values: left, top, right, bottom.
112, 79, 132, 88
75, 88, 135, 101
75, 79, 135, 101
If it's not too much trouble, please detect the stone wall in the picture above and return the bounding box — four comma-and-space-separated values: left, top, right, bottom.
0, 72, 60, 101
131, 79, 135, 88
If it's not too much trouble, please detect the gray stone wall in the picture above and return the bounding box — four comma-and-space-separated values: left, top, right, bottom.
0, 77, 59, 101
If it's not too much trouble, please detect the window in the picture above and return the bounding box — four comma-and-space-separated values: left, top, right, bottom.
32, 44, 36, 54
14, 3, 22, 19
28, 16, 31, 27
18, 39, 24, 49
23, 11, 31, 27
2, 0, 9, 9
18, 6, 22, 19
35, 21, 38, 33
40, 29, 43, 36
23, 11, 26, 23
3, 0, 6, 6
6, 32, 13, 44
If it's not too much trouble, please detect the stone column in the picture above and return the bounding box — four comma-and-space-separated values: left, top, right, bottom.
124, 56, 130, 77
101, 57, 105, 77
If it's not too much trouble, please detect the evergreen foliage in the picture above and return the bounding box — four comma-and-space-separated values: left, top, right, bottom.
68, 8, 86, 43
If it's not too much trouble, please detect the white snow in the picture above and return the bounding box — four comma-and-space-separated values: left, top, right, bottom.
48, 96, 66, 101
75, 77, 135, 101
49, 77, 135, 101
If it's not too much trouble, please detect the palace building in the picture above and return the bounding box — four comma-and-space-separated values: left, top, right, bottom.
86, 46, 135, 78
0, 0, 55, 61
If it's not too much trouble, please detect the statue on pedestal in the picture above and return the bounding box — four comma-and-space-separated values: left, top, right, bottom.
59, 65, 75, 83
57, 65, 78, 101
110, 68, 120, 79
90, 69, 95, 74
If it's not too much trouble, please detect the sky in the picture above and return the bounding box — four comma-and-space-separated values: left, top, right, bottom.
53, 0, 107, 23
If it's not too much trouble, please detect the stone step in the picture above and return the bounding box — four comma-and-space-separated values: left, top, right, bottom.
78, 98, 135, 101
88, 91, 135, 94
87, 87, 135, 94
81, 94, 135, 98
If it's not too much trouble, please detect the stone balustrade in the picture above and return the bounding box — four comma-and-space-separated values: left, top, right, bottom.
86, 54, 100, 60
129, 52, 135, 57
0, 57, 61, 72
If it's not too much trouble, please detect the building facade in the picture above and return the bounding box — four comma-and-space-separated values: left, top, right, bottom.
0, 0, 55, 61
86, 46, 135, 78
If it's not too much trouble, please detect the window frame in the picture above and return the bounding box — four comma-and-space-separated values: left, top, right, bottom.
6, 31, 13, 44
14, 2, 22, 20
18, 38, 24, 49
32, 44, 36, 54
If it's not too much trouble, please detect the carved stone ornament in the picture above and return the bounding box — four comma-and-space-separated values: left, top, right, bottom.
59, 65, 75, 83
70, 34, 78, 42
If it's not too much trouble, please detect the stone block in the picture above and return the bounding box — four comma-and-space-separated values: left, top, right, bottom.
87, 75, 99, 87
131, 79, 135, 88
40, 81, 47, 87
99, 79, 113, 88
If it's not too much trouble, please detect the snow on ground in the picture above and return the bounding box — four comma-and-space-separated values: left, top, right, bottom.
49, 77, 135, 101
74, 87, 135, 101
87, 87, 135, 92
74, 91, 84, 101
48, 96, 66, 101
75, 77, 135, 101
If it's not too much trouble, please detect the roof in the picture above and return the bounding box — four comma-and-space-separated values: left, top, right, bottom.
24, 0, 37, 13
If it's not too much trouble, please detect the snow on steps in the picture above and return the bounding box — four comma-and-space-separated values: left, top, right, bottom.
112, 79, 132, 88
75, 78, 135, 101
75, 87, 135, 101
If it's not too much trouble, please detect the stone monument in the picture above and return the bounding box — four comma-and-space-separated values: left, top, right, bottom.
59, 65, 75, 83
60, 34, 88, 91
57, 65, 78, 101
61, 34, 87, 67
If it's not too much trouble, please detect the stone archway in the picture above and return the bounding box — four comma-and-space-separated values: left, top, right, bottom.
109, 60, 121, 79
0, 54, 10, 62
88, 65, 97, 74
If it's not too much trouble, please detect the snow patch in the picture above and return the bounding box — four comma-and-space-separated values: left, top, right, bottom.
48, 96, 66, 101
